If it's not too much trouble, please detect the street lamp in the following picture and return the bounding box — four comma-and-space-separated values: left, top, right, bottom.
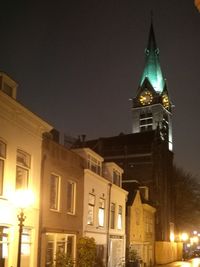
17, 208, 26, 267
14, 189, 34, 267
181, 233, 189, 242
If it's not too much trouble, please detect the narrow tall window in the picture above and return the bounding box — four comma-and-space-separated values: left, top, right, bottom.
117, 205, 122, 230
98, 198, 105, 227
87, 193, 95, 225
67, 181, 76, 214
110, 203, 115, 229
0, 141, 6, 196
16, 150, 31, 190
20, 228, 32, 267
50, 174, 60, 211
46, 235, 54, 266
0, 226, 9, 263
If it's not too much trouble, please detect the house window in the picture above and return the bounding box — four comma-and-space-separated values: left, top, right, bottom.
110, 203, 115, 229
67, 181, 76, 214
16, 150, 31, 190
0, 226, 9, 264
50, 174, 60, 211
2, 83, 13, 97
87, 193, 95, 225
46, 233, 75, 266
87, 154, 101, 175
98, 198, 105, 227
0, 141, 6, 196
117, 205, 122, 230
21, 228, 31, 256
19, 228, 32, 267
113, 170, 121, 186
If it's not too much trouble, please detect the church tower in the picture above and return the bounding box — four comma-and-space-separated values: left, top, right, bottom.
132, 22, 173, 151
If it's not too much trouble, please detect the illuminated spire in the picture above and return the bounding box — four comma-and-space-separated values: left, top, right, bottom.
140, 21, 165, 93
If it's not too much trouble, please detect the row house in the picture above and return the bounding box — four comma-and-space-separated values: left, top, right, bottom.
73, 148, 128, 267
124, 181, 156, 267
39, 136, 85, 266
0, 72, 52, 267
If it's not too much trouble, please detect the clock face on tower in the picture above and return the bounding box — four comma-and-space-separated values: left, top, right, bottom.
162, 94, 169, 109
139, 90, 153, 105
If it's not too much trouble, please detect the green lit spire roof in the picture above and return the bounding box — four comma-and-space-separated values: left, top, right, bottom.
140, 22, 165, 93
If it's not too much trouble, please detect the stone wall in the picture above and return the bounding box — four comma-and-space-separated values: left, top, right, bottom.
155, 241, 183, 264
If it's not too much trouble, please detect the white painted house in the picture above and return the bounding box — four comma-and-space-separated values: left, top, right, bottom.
73, 148, 128, 267
0, 73, 52, 267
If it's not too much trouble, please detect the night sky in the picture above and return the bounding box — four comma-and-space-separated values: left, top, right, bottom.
0, 1, 200, 179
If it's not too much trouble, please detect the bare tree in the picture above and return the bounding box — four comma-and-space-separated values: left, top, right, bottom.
173, 165, 200, 233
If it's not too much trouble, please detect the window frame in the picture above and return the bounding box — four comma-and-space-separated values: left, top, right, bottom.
66, 180, 76, 215
117, 205, 122, 230
45, 233, 76, 266
49, 173, 60, 211
110, 202, 115, 229
0, 226, 9, 260
0, 140, 6, 196
87, 154, 101, 175
98, 197, 105, 227
16, 149, 31, 190
87, 193, 95, 225
113, 169, 121, 186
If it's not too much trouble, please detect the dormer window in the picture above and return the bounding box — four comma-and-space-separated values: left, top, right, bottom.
87, 154, 101, 175
2, 83, 13, 97
113, 169, 121, 187
0, 73, 17, 99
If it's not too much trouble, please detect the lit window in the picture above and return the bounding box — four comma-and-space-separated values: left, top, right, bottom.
110, 203, 115, 229
0, 141, 6, 196
0, 226, 9, 260
67, 181, 76, 214
98, 198, 105, 227
87, 154, 101, 175
16, 150, 31, 190
87, 193, 95, 225
117, 205, 122, 230
21, 228, 31, 256
50, 174, 60, 211
46, 233, 75, 266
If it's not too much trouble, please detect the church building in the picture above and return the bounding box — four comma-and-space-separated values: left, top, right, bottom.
74, 22, 175, 245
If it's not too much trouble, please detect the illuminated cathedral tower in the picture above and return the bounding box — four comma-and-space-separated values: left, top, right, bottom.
132, 22, 173, 151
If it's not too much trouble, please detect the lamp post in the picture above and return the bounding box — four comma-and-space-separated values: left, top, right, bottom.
17, 208, 26, 267
14, 189, 34, 267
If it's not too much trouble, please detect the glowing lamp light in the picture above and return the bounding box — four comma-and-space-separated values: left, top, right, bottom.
13, 189, 34, 267
191, 236, 199, 244
181, 233, 189, 242
170, 232, 175, 242
14, 189, 34, 209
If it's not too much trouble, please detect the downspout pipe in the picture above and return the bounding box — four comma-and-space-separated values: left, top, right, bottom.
106, 183, 112, 267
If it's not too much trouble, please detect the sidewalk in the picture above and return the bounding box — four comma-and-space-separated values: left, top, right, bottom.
155, 261, 191, 267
